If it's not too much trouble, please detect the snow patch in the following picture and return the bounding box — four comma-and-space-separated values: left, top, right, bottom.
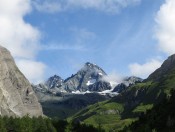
72, 90, 91, 94
71, 89, 118, 96
98, 73, 103, 76
86, 79, 96, 86
98, 87, 118, 95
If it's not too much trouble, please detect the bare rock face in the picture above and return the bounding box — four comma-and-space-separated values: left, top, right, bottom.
0, 46, 43, 117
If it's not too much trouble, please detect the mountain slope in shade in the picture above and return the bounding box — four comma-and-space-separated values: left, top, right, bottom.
0, 46, 43, 117
121, 89, 175, 132
147, 54, 175, 81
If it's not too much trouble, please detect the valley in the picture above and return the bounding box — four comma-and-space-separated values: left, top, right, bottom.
1, 46, 175, 132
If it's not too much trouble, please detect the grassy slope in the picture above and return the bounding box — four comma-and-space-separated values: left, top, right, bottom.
69, 55, 175, 131
70, 100, 136, 131
121, 90, 175, 132
70, 66, 175, 131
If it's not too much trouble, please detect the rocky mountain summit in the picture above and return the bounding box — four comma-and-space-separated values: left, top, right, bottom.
61, 62, 108, 92
33, 62, 143, 98
34, 62, 112, 95
0, 46, 43, 117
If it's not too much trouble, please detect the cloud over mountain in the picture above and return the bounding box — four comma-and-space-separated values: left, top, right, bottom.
129, 59, 162, 78
129, 0, 175, 78
0, 0, 46, 83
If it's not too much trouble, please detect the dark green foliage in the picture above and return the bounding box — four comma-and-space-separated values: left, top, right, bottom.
70, 122, 105, 132
121, 90, 175, 132
51, 119, 68, 132
0, 115, 56, 132
0, 115, 103, 132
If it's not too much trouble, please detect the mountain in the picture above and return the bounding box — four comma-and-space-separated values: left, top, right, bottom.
59, 62, 110, 92
0, 46, 43, 117
112, 76, 143, 93
34, 62, 113, 94
32, 62, 119, 119
70, 54, 175, 131
88, 80, 111, 92
32, 62, 143, 119
45, 75, 64, 89
147, 54, 175, 81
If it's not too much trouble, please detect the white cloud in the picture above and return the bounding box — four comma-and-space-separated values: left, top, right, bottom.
32, 0, 141, 14
155, 0, 175, 55
41, 44, 86, 51
0, 0, 40, 59
67, 0, 141, 13
128, 0, 175, 79
41, 28, 95, 51
102, 72, 122, 88
16, 59, 46, 84
0, 0, 46, 83
32, 0, 62, 13
70, 27, 96, 44
129, 59, 162, 78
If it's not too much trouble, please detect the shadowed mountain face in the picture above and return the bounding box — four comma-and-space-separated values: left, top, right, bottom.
0, 46, 43, 117
147, 54, 175, 81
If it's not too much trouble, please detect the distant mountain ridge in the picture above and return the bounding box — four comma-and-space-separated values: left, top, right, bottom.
33, 62, 142, 96
34, 62, 112, 94
32, 62, 142, 119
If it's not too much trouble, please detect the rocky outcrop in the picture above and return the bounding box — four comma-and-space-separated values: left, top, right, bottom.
0, 46, 43, 117
88, 81, 111, 92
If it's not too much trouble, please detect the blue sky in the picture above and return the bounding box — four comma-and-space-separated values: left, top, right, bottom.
1, 0, 175, 83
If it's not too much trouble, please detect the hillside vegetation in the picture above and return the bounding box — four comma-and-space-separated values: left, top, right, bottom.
70, 54, 175, 131
121, 90, 175, 132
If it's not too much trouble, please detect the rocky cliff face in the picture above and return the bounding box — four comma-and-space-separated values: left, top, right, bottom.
0, 46, 43, 117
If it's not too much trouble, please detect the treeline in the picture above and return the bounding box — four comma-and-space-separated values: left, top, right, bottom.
0, 116, 104, 132
121, 90, 175, 132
